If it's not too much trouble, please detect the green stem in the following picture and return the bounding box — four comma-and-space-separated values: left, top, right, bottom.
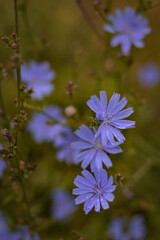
14, 0, 21, 113
14, 0, 32, 221
0, 75, 5, 116
20, 178, 32, 219
21, 0, 32, 40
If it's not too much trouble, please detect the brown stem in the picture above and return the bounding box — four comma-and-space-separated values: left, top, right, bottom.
75, 0, 103, 41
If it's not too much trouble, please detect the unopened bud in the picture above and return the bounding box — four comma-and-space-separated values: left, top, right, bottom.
11, 42, 18, 49
1, 129, 12, 141
65, 105, 77, 117
1, 35, 9, 43
20, 161, 25, 172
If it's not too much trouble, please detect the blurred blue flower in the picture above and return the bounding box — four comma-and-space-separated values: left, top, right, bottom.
51, 188, 76, 220
138, 63, 160, 87
15, 226, 40, 240
87, 91, 135, 145
53, 127, 79, 164
72, 125, 122, 171
21, 61, 55, 100
0, 212, 40, 240
0, 144, 6, 179
73, 169, 116, 214
0, 212, 11, 239
104, 7, 151, 56
109, 215, 146, 240
27, 105, 66, 143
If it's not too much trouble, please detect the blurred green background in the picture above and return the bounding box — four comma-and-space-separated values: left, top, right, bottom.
0, 0, 160, 239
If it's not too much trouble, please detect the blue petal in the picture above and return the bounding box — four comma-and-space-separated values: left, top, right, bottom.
87, 95, 103, 114
74, 175, 92, 187
111, 120, 135, 129
104, 24, 115, 33
100, 91, 107, 109
113, 107, 134, 120
121, 36, 131, 56
75, 125, 94, 142
107, 93, 121, 114
73, 187, 92, 195
96, 150, 112, 169
105, 145, 123, 154
94, 197, 101, 212
71, 141, 92, 150
82, 170, 97, 185
100, 195, 109, 210
106, 176, 113, 186
110, 96, 127, 116
104, 185, 116, 193
94, 152, 103, 170
109, 126, 125, 143
111, 35, 124, 47
75, 193, 94, 204
81, 149, 96, 169
75, 151, 88, 163
105, 125, 116, 145
103, 192, 115, 202
100, 169, 108, 188
84, 195, 98, 214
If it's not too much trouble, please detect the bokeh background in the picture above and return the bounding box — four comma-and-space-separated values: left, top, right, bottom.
0, 0, 160, 239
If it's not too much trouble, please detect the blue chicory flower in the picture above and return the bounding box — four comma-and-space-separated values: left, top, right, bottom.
51, 188, 76, 221
104, 7, 151, 56
72, 125, 122, 171
27, 105, 66, 143
87, 91, 135, 145
53, 127, 79, 164
21, 61, 55, 100
0, 144, 6, 179
73, 169, 116, 214
109, 215, 146, 240
138, 63, 160, 87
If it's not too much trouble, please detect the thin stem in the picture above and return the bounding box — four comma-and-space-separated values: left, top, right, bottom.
15, 155, 32, 220
14, 0, 21, 113
13, 0, 32, 221
20, 178, 32, 219
21, 0, 32, 40
0, 75, 6, 116
75, 0, 103, 41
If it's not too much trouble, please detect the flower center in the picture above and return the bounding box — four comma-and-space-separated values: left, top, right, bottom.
93, 138, 103, 150
104, 113, 113, 124
97, 187, 103, 195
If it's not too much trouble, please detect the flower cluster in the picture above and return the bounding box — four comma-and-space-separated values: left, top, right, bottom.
72, 91, 135, 214
108, 215, 146, 240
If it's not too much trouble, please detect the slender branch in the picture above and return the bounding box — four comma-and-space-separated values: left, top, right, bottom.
20, 178, 32, 219
13, 0, 32, 221
0, 74, 6, 117
75, 0, 103, 41
14, 0, 21, 113
21, 0, 32, 40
